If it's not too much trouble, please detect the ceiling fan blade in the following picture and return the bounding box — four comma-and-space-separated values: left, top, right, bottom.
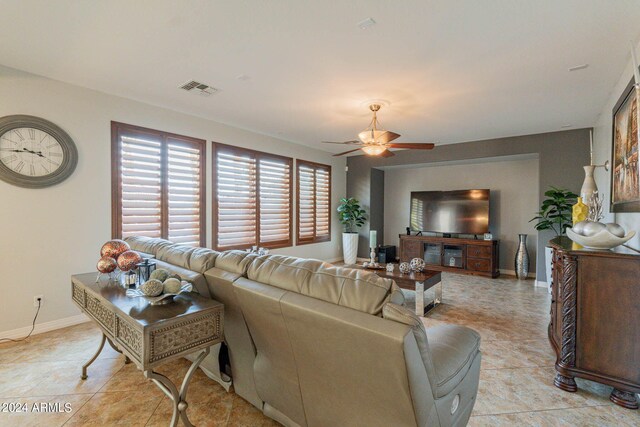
387, 143, 435, 149
333, 148, 362, 157
378, 131, 401, 143
380, 149, 395, 158
321, 140, 361, 144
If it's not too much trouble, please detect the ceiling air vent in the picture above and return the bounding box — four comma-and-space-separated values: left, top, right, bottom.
179, 80, 219, 96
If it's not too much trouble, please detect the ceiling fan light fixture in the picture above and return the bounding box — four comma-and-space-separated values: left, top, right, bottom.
358, 129, 386, 144
361, 144, 388, 156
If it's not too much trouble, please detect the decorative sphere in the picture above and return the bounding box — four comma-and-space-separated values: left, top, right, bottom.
605, 223, 625, 238
100, 239, 130, 259
410, 257, 426, 272
167, 273, 181, 281
140, 279, 163, 297
582, 221, 606, 237
96, 256, 117, 273
399, 262, 411, 274
150, 269, 170, 282
572, 220, 589, 236
117, 250, 142, 272
163, 278, 182, 294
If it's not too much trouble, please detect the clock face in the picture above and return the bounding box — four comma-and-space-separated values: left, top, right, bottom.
0, 115, 78, 188
0, 127, 64, 177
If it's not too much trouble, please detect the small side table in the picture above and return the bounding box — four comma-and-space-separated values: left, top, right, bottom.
71, 273, 224, 427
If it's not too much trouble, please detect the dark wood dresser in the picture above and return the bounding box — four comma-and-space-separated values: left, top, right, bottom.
399, 235, 499, 278
548, 237, 640, 409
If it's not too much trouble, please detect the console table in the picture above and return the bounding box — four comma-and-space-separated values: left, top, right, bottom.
71, 273, 224, 426
399, 235, 499, 278
548, 237, 640, 409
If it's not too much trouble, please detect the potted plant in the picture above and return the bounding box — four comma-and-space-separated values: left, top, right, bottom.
529, 187, 577, 288
337, 197, 367, 264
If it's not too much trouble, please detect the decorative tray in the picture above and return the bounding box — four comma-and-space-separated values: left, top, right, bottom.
126, 281, 193, 305
362, 263, 386, 270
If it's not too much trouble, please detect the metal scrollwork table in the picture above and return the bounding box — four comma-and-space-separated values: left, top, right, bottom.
71, 273, 224, 426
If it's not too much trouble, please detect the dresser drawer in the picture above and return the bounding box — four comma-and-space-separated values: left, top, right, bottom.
467, 257, 491, 272
466, 245, 492, 259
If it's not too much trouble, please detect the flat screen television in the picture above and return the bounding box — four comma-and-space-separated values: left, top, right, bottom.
410, 189, 490, 234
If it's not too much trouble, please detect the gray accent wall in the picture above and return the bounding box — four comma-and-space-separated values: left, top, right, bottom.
347, 129, 590, 281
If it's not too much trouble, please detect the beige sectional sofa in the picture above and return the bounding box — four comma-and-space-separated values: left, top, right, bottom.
125, 236, 481, 427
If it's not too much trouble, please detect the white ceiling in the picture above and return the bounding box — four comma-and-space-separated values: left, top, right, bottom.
1, 1, 639, 154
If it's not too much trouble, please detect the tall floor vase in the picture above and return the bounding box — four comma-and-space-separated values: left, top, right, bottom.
515, 234, 529, 279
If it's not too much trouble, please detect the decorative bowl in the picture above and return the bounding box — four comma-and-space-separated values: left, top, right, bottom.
566, 228, 636, 250
126, 281, 193, 305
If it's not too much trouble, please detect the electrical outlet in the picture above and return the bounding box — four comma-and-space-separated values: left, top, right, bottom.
33, 295, 44, 307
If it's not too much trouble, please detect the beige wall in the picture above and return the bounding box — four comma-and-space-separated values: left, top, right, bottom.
0, 65, 346, 333
383, 156, 540, 273
592, 39, 640, 250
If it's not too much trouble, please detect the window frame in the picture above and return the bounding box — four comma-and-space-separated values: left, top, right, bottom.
212, 142, 293, 251
296, 159, 332, 245
111, 121, 206, 246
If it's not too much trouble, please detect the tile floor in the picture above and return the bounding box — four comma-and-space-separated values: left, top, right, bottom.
0, 273, 638, 426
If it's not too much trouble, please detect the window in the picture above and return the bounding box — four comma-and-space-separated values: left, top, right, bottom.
111, 122, 206, 246
297, 160, 331, 244
213, 143, 292, 250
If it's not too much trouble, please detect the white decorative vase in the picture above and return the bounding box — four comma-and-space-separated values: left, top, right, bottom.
342, 233, 359, 265
580, 165, 598, 203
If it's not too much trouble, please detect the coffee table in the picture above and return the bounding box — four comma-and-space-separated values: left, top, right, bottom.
71, 273, 223, 427
353, 266, 442, 316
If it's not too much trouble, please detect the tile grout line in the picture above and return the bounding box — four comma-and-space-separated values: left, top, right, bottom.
61, 390, 97, 427
470, 402, 614, 418
60, 353, 128, 426
144, 396, 165, 426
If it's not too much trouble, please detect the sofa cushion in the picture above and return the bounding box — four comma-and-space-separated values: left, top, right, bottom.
427, 324, 481, 398
188, 247, 219, 272
214, 250, 257, 275
156, 244, 219, 273
152, 259, 211, 298
124, 236, 173, 257
247, 255, 403, 315
382, 303, 436, 381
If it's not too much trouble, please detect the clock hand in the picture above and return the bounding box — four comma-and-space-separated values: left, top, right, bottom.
21, 148, 42, 156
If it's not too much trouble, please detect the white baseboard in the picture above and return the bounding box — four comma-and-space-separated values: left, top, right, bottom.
0, 314, 90, 340
535, 280, 549, 288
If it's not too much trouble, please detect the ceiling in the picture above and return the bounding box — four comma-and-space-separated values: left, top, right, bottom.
1, 1, 639, 154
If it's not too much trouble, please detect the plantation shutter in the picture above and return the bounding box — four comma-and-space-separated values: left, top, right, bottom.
215, 148, 257, 249
112, 122, 205, 246
297, 164, 316, 242
213, 143, 293, 250
167, 139, 204, 245
119, 133, 163, 239
297, 160, 332, 244
314, 166, 331, 238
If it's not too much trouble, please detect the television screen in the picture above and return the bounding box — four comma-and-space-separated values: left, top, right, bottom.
410, 189, 490, 234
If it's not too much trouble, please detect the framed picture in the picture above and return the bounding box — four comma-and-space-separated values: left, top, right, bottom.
610, 77, 640, 212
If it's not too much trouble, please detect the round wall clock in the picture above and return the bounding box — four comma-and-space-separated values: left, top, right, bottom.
0, 115, 78, 188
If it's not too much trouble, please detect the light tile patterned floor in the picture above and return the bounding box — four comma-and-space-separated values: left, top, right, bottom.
0, 273, 638, 426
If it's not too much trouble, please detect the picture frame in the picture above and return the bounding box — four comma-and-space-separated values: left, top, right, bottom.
610, 77, 640, 212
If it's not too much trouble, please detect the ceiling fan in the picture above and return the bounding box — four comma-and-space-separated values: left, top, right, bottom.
322, 104, 435, 157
